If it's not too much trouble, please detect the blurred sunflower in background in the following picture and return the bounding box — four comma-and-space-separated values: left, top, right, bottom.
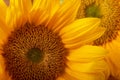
0, 0, 110, 80
76, 0, 120, 79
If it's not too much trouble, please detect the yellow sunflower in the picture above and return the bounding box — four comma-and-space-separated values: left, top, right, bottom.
0, 0, 109, 80
76, 0, 120, 79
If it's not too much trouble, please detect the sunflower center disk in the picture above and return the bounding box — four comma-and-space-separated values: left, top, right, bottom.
85, 4, 101, 18
2, 23, 68, 80
27, 48, 44, 63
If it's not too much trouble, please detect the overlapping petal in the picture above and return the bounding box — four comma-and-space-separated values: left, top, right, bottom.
104, 33, 120, 79
0, 55, 11, 80
60, 18, 105, 49
30, 0, 60, 25
47, 0, 80, 32
0, 0, 7, 20
6, 0, 32, 28
57, 45, 110, 80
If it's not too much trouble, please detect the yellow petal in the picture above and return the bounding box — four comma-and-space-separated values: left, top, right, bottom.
0, 55, 5, 79
65, 66, 107, 80
0, 29, 4, 46
30, 0, 60, 26
104, 37, 120, 79
6, 6, 16, 28
60, 18, 105, 49
57, 77, 65, 80
0, 55, 4, 74
29, 9, 48, 26
32, 0, 59, 15
57, 72, 78, 80
67, 45, 107, 61
0, 55, 11, 80
0, 0, 8, 33
47, 0, 80, 32
6, 0, 30, 28
67, 60, 109, 73
66, 45, 110, 80
6, 7, 26, 29
0, 1, 11, 32
47, 0, 60, 18
9, 0, 32, 14
0, 0, 7, 20
0, 17, 11, 33
21, 0, 32, 14
32, 0, 44, 10
0, 24, 10, 46
29, 0, 50, 25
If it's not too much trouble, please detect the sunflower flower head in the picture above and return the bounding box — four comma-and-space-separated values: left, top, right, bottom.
76, 0, 120, 79
77, 0, 120, 46
0, 0, 109, 80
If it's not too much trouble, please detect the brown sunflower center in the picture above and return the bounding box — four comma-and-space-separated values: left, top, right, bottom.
2, 23, 68, 80
77, 0, 120, 45
85, 4, 101, 18
26, 48, 44, 63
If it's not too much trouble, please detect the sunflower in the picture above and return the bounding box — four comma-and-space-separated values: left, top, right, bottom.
0, 0, 109, 80
76, 0, 120, 79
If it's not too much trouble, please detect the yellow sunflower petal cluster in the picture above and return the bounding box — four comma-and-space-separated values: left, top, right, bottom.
76, 0, 120, 79
0, 0, 110, 80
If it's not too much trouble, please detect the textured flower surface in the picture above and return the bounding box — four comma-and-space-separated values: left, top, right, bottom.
76, 0, 120, 79
0, 0, 109, 80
